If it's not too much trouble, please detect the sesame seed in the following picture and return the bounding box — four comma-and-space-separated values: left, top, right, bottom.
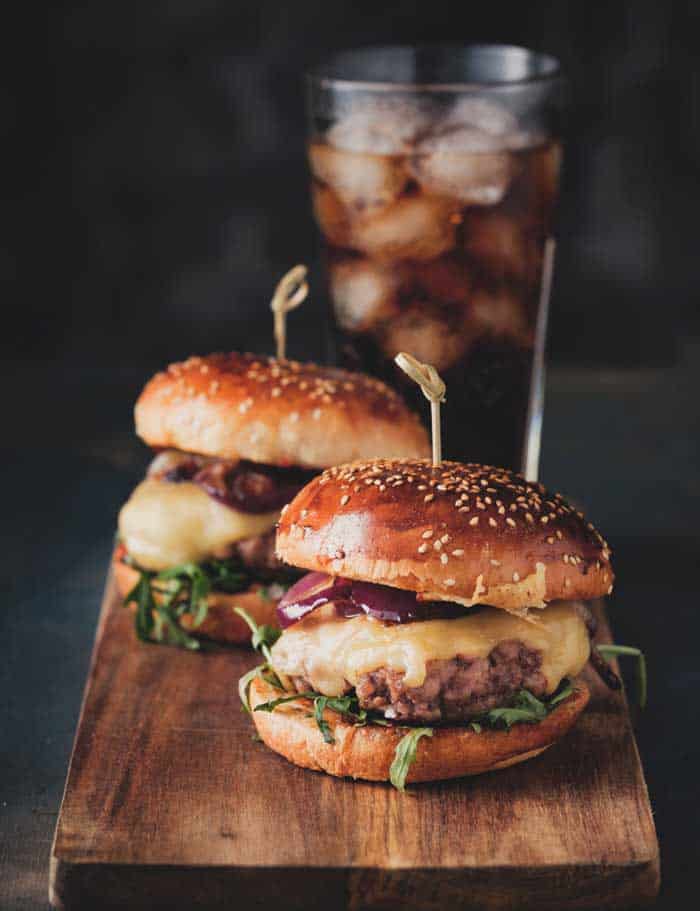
312, 408, 321, 420
445, 578, 456, 587
490, 559, 501, 566
563, 554, 569, 564
424, 494, 434, 503
469, 516, 479, 526
556, 530, 563, 540
440, 553, 448, 565
340, 495, 349, 506
422, 529, 434, 539
512, 572, 520, 582
525, 513, 534, 523
546, 536, 555, 545
452, 549, 464, 557
418, 543, 428, 554
541, 516, 549, 524
506, 517, 516, 527
271, 387, 281, 398
433, 540, 442, 551
440, 534, 450, 543
488, 517, 497, 527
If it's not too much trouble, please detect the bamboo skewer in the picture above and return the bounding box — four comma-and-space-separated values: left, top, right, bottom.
270, 265, 309, 360
394, 352, 446, 467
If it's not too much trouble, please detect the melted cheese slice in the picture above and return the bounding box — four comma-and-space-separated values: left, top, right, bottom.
271, 601, 590, 697
118, 479, 278, 571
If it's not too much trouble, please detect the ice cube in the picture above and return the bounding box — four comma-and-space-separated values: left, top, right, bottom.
308, 142, 407, 214
410, 127, 514, 206
327, 100, 435, 155
350, 195, 457, 261
329, 259, 398, 332
381, 308, 474, 372
443, 97, 519, 136
311, 183, 351, 247
463, 211, 530, 280
468, 287, 532, 346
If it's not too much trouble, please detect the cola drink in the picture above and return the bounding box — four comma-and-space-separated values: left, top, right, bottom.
307, 47, 564, 474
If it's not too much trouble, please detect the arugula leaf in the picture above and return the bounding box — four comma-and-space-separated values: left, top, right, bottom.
597, 644, 647, 709
238, 664, 265, 714
469, 721, 482, 733
125, 573, 155, 642
313, 697, 335, 744
547, 682, 574, 708
253, 691, 319, 712
389, 728, 433, 791
123, 555, 255, 649
233, 606, 281, 664
476, 681, 574, 730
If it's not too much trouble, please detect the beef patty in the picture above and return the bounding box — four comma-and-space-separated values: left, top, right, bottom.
292, 639, 546, 724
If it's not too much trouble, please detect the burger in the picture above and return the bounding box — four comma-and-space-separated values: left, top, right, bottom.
115, 355, 429, 647
243, 458, 621, 788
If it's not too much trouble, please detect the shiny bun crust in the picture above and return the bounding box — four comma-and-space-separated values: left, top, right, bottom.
276, 459, 613, 610
249, 675, 589, 783
113, 552, 278, 645
135, 353, 429, 468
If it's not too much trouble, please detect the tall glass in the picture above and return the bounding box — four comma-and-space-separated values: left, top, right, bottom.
306, 45, 565, 476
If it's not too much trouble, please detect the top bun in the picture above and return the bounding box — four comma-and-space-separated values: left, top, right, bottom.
276, 459, 613, 611
135, 354, 429, 468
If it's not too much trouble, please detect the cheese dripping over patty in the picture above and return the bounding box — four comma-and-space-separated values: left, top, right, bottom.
118, 478, 278, 571
270, 600, 590, 697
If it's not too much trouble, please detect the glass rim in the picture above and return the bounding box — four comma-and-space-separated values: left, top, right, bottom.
307, 43, 563, 93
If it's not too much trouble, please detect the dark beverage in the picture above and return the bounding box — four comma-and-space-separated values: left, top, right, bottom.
307, 46, 564, 474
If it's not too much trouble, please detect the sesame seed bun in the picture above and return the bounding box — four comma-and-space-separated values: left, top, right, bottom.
276, 459, 613, 611
135, 353, 429, 468
249, 674, 589, 783
113, 550, 278, 645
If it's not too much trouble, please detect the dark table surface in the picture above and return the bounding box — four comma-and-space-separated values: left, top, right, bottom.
1, 348, 698, 910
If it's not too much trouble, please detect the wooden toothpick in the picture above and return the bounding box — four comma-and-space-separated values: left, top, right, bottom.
270, 265, 308, 361
395, 352, 446, 467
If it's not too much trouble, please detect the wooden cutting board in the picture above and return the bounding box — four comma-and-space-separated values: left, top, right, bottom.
50, 574, 659, 911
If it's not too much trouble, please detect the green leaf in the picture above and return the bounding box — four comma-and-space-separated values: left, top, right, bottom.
512, 689, 548, 719
233, 606, 280, 664
238, 664, 266, 713
469, 721, 482, 733
314, 697, 335, 744
124, 573, 156, 642
389, 728, 433, 791
548, 683, 574, 708
485, 706, 543, 728
597, 644, 647, 709
253, 691, 318, 713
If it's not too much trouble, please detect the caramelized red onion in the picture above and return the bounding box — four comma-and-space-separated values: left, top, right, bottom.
276, 572, 467, 628
147, 450, 315, 514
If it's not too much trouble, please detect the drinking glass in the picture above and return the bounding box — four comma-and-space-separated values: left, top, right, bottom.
306, 44, 565, 477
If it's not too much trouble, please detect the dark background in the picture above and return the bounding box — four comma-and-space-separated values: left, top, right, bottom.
2, 1, 699, 908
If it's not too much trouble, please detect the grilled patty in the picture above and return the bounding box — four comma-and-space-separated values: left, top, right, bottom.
291, 638, 546, 724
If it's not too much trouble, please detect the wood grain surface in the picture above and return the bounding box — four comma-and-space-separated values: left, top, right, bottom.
49, 575, 659, 910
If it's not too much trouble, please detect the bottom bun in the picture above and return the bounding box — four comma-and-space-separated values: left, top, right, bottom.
113, 551, 279, 644
249, 676, 589, 783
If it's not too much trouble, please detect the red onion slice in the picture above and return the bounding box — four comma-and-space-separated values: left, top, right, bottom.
278, 572, 467, 628
276, 572, 352, 628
